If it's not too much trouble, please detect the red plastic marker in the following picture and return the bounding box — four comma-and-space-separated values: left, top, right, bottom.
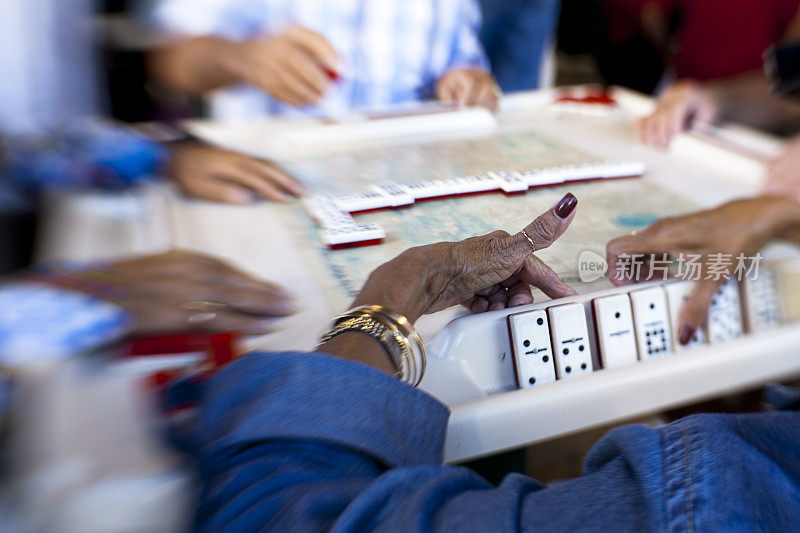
555, 88, 616, 106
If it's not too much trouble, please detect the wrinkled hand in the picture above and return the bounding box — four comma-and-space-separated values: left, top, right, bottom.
34, 250, 295, 336
167, 142, 303, 204
606, 197, 799, 343
763, 135, 800, 197
636, 80, 720, 148
231, 25, 340, 106
353, 193, 579, 322
436, 68, 502, 111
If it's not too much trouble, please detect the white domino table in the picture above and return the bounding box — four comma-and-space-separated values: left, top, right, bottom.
35, 87, 800, 465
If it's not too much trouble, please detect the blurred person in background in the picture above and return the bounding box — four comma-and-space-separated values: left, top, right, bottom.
0, 0, 304, 276
629, 0, 800, 198
147, 0, 502, 120
614, 0, 800, 144
636, 74, 800, 197
600, 0, 800, 95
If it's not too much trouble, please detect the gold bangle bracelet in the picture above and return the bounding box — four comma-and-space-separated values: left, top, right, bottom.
359, 308, 415, 381
318, 305, 426, 386
319, 314, 407, 378
350, 305, 426, 386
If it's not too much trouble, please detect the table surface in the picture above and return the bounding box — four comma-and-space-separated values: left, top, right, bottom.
36, 87, 783, 349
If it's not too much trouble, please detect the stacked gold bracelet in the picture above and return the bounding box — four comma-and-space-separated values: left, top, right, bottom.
317, 305, 426, 386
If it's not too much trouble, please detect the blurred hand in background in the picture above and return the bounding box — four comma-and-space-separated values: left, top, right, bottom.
229, 26, 341, 106
436, 68, 502, 111
152, 25, 340, 108
167, 143, 304, 204
635, 80, 720, 148
607, 197, 800, 344
34, 250, 296, 336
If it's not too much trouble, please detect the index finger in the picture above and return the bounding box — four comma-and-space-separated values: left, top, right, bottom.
677, 278, 723, 345
286, 25, 340, 72
500, 192, 578, 270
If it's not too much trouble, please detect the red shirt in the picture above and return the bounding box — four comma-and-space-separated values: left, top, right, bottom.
605, 0, 800, 80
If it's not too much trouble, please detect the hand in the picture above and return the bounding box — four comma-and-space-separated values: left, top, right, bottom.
635, 80, 720, 148
606, 197, 800, 344
436, 68, 502, 111
352, 193, 580, 323
763, 135, 800, 197
32, 250, 295, 336
229, 25, 340, 107
167, 142, 303, 204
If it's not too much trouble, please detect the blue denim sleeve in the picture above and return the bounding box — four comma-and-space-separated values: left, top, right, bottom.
195, 351, 800, 532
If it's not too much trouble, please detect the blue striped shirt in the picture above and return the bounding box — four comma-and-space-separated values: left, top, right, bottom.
150, 0, 490, 118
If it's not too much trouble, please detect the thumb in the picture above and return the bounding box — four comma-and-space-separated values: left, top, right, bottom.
500, 192, 579, 270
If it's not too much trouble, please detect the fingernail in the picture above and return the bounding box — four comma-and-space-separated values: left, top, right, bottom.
555, 193, 578, 218
679, 323, 697, 345
323, 66, 341, 82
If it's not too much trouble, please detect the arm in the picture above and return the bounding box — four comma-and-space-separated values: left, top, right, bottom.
705, 0, 800, 133
192, 350, 660, 532
189, 195, 596, 530
150, 37, 245, 97
191, 194, 800, 531
194, 331, 800, 531
712, 71, 800, 133
149, 29, 339, 105
146, 0, 254, 95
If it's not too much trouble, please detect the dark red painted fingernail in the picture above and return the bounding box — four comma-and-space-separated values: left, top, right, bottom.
323, 66, 341, 82
555, 193, 578, 218
679, 323, 697, 345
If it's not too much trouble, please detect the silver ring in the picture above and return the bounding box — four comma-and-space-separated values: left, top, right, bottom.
187, 312, 217, 324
